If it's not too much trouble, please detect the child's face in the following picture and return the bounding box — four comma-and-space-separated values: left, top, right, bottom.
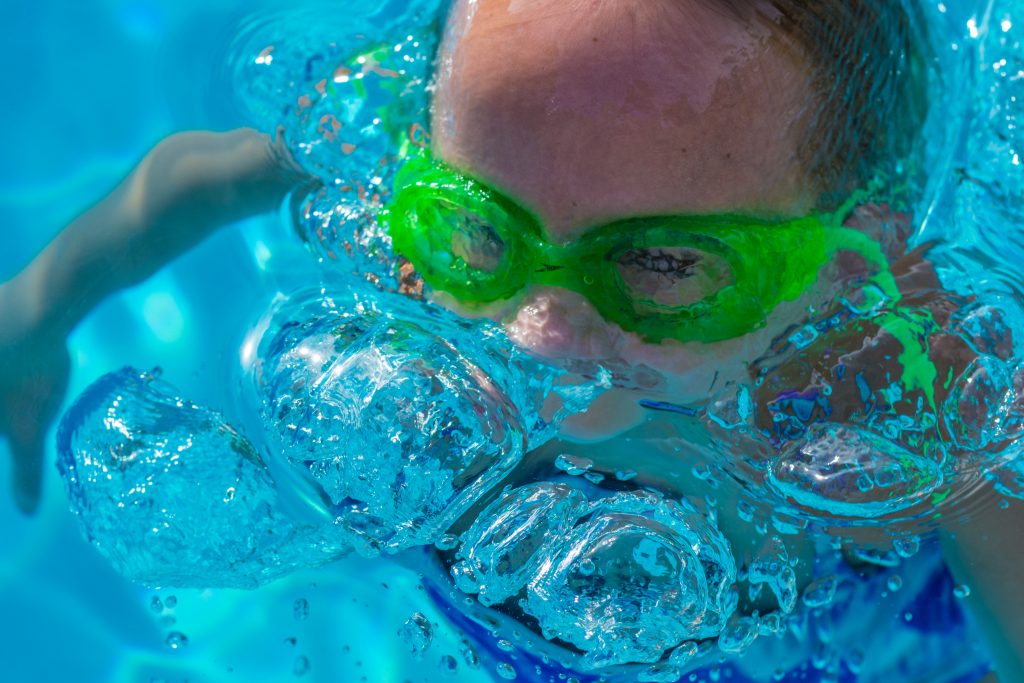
432, 0, 824, 436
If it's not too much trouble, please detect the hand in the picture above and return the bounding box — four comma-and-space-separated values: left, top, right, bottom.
0, 281, 70, 514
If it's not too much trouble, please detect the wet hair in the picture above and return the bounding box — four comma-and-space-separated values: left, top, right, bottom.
758, 1, 928, 207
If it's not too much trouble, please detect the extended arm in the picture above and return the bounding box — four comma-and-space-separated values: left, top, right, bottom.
0, 128, 311, 513
942, 491, 1024, 683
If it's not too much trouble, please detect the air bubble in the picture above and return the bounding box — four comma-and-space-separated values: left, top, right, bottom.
452, 482, 587, 606
802, 576, 839, 608
435, 534, 460, 551
554, 454, 594, 476
293, 655, 310, 677
294, 598, 309, 621
439, 654, 458, 674
893, 536, 921, 559
767, 425, 943, 520
523, 491, 736, 669
459, 638, 480, 669
718, 615, 758, 653
165, 631, 189, 650
399, 612, 433, 657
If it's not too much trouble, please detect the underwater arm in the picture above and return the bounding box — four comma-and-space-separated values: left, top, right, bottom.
941, 491, 1024, 683
0, 128, 311, 514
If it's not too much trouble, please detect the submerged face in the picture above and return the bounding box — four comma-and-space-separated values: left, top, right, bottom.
431, 0, 824, 434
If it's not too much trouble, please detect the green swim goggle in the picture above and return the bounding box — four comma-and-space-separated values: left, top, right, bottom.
381, 147, 893, 345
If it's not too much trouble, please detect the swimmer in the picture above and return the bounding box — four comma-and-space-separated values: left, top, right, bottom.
0, 0, 1020, 680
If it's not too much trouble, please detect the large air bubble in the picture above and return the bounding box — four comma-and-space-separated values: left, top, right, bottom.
521, 490, 737, 669
56, 369, 344, 588
244, 287, 607, 556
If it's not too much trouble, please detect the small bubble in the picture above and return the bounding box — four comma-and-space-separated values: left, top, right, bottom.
577, 558, 597, 576
954, 584, 972, 599
439, 654, 458, 674
554, 453, 593, 476
150, 596, 164, 613
691, 463, 713, 481
435, 533, 460, 551
164, 595, 178, 609
293, 655, 310, 677
459, 639, 480, 669
847, 649, 865, 674
758, 613, 783, 636
999, 499, 1011, 510
802, 576, 839, 608
223, 487, 236, 503
165, 631, 189, 650
669, 641, 699, 667
497, 639, 514, 652
736, 499, 755, 523
496, 662, 517, 680
294, 598, 309, 621
399, 612, 433, 657
893, 536, 920, 559
887, 575, 903, 592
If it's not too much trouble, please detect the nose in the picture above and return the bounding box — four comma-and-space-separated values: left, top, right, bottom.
504, 286, 623, 361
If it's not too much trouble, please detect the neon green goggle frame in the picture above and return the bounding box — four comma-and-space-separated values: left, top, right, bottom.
380, 148, 894, 345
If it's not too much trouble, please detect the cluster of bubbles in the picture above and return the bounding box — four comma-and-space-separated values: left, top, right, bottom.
228, 0, 443, 280
693, 309, 1024, 530
56, 367, 346, 588
244, 286, 605, 557
451, 484, 737, 672
57, 282, 606, 585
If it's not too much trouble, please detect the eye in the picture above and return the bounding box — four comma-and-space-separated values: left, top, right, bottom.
619, 248, 701, 280
615, 247, 734, 310
436, 199, 507, 273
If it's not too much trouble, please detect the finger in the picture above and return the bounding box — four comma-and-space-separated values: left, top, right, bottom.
10, 438, 43, 515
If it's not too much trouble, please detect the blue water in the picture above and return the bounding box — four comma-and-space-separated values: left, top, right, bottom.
0, 2, 496, 682
2, 0, 1021, 681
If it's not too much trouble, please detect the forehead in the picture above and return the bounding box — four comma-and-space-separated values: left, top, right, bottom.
432, 0, 818, 241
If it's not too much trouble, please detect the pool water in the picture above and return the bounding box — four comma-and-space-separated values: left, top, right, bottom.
0, 1, 495, 682
2, 0, 1021, 681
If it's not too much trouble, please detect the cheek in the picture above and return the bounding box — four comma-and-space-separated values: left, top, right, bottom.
502, 286, 754, 401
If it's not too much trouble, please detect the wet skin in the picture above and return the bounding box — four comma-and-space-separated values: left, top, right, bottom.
432, 0, 826, 434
